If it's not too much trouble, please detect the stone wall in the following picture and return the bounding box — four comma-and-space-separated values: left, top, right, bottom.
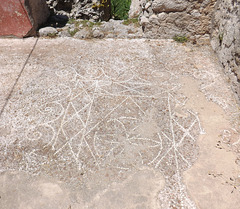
138, 0, 239, 98
46, 0, 111, 21
129, 0, 143, 18
140, 0, 217, 44
211, 0, 240, 98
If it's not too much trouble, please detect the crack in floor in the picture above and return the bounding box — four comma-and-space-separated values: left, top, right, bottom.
0, 38, 39, 118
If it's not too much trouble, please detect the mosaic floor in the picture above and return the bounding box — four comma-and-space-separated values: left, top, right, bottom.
0, 39, 239, 209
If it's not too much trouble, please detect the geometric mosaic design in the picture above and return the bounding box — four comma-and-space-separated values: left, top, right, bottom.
0, 40, 204, 208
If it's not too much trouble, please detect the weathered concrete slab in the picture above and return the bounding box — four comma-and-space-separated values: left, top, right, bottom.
0, 0, 49, 37
0, 38, 239, 208
0, 38, 36, 111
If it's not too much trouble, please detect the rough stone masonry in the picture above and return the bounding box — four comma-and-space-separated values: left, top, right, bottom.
211, 0, 240, 98
140, 0, 217, 44
46, 0, 111, 21
139, 0, 240, 98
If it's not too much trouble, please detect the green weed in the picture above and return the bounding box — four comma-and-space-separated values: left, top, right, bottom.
111, 0, 131, 20
173, 35, 188, 43
219, 33, 224, 45
68, 28, 79, 37
123, 18, 139, 27
47, 33, 57, 38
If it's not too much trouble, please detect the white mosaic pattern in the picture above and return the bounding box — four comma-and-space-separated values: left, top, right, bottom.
0, 40, 206, 208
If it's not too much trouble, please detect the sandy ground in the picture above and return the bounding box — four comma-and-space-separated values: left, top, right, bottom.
0, 38, 239, 209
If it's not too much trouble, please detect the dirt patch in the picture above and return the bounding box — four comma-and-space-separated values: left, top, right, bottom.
181, 76, 240, 209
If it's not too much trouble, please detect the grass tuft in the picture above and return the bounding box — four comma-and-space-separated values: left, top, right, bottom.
68, 28, 79, 37
173, 35, 188, 43
122, 18, 139, 27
